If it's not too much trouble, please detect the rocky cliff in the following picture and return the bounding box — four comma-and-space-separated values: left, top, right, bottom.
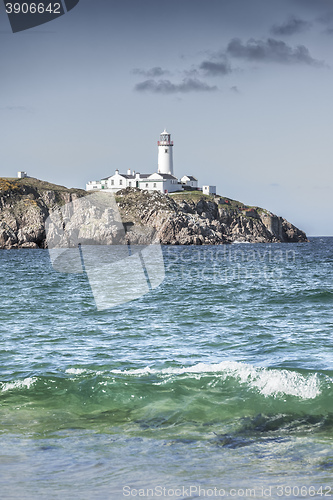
0, 178, 85, 249
0, 178, 308, 249
116, 188, 308, 244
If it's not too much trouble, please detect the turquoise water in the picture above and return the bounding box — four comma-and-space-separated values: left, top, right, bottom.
1, 239, 333, 499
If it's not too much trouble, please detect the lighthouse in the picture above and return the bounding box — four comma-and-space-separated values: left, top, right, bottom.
157, 129, 174, 175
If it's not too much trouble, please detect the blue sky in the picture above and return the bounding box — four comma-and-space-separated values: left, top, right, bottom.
1, 0, 333, 235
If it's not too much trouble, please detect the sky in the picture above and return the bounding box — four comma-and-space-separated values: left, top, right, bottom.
1, 0, 333, 236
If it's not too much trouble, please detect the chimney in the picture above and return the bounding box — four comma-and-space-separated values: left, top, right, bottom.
127, 169, 131, 175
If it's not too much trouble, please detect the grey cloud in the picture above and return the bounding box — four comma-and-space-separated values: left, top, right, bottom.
135, 78, 218, 94
230, 86, 240, 93
316, 10, 333, 34
183, 68, 200, 77
316, 10, 333, 25
199, 60, 231, 76
132, 67, 170, 77
270, 17, 311, 36
227, 38, 323, 66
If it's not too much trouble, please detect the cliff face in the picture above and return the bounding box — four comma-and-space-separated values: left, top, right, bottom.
116, 189, 308, 245
0, 178, 85, 249
0, 178, 308, 249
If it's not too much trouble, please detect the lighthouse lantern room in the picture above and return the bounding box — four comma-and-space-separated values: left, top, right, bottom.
157, 129, 174, 175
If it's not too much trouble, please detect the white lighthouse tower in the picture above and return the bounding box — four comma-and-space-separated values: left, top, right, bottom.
157, 129, 174, 175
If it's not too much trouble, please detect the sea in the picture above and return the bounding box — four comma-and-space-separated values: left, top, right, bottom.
1, 237, 333, 500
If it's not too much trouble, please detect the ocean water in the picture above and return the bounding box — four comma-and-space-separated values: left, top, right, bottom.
1, 238, 333, 499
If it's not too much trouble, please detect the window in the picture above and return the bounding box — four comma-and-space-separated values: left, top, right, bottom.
129, 182, 131, 187
111, 180, 114, 185
145, 183, 148, 188
119, 180, 123, 185
165, 149, 168, 153
153, 183, 156, 188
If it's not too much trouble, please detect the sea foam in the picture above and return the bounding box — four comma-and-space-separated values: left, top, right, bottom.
111, 361, 322, 400
65, 368, 88, 375
0, 377, 37, 393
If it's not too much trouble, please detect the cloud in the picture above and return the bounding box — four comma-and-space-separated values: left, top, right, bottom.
199, 60, 232, 76
316, 10, 333, 25
183, 68, 200, 78
227, 38, 323, 66
132, 67, 170, 77
316, 11, 333, 34
230, 86, 240, 93
134, 78, 218, 94
270, 17, 311, 36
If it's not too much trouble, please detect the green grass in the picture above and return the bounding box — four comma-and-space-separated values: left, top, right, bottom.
168, 191, 215, 202
168, 191, 263, 212
14, 177, 85, 194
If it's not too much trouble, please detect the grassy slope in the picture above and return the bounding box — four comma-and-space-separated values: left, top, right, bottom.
168, 190, 268, 213
0, 177, 86, 196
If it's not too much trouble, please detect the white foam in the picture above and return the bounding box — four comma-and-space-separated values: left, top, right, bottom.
1, 377, 37, 393
65, 368, 87, 375
110, 361, 321, 400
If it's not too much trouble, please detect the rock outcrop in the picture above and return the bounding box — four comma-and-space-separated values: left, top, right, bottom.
0, 178, 308, 249
0, 178, 85, 249
116, 188, 308, 245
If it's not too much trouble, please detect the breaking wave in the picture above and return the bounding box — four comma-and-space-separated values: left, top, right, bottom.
110, 361, 322, 400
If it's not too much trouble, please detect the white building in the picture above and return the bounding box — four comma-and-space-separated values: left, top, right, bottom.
86, 130, 210, 195
203, 185, 216, 195
86, 169, 150, 192
139, 172, 182, 194
181, 175, 198, 188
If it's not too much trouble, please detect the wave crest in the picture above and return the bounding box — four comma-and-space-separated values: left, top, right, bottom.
111, 361, 322, 400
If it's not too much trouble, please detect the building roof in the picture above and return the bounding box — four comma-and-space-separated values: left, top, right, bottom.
139, 179, 163, 183
182, 175, 198, 181
152, 173, 178, 180
102, 173, 150, 180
